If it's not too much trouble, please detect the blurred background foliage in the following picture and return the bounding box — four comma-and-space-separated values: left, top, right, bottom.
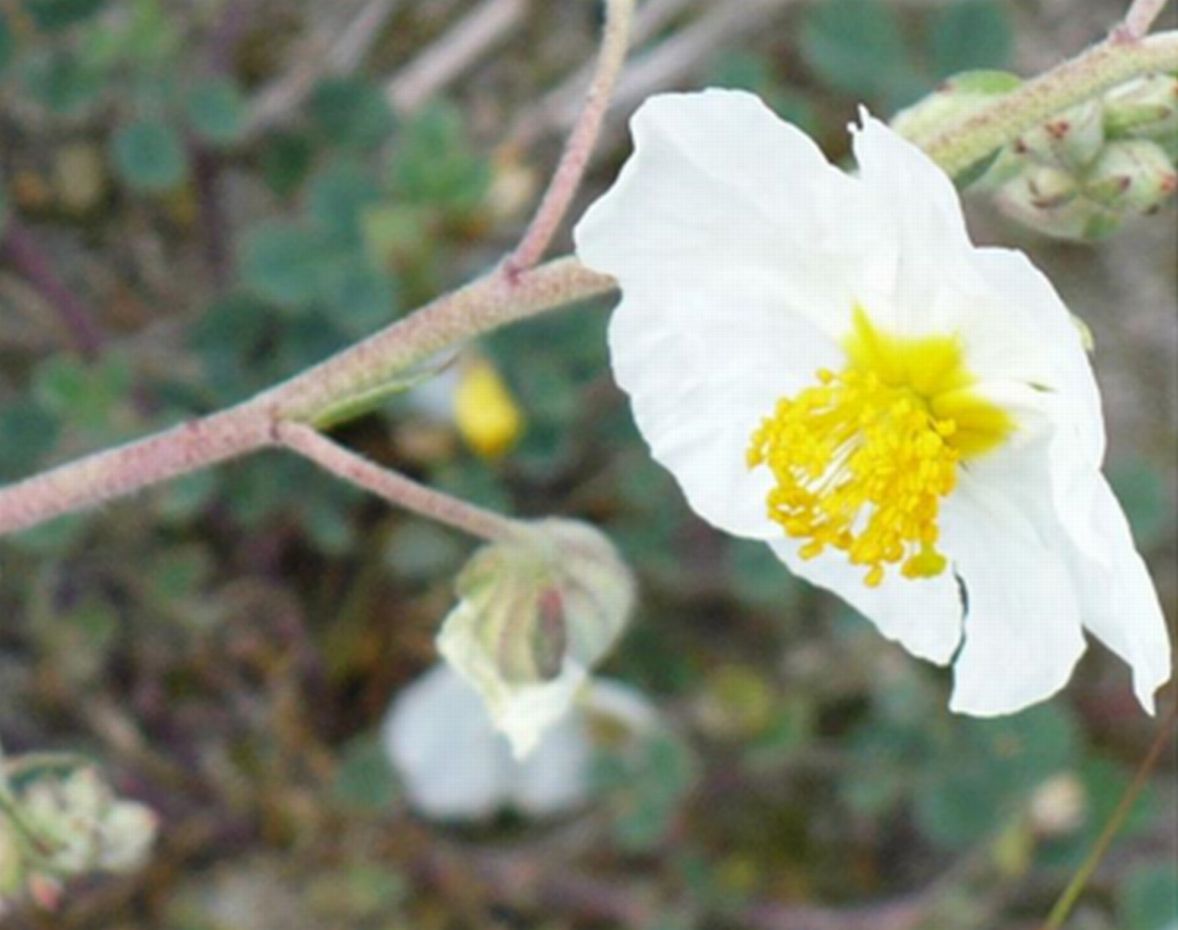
0, 0, 1174, 928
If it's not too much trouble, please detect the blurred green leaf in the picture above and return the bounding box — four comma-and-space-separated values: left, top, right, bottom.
390, 102, 490, 214
21, 47, 105, 115
239, 221, 325, 308
33, 353, 133, 430
1122, 865, 1178, 930
928, 1, 1013, 79
307, 160, 383, 245
312, 253, 396, 334
27, 0, 106, 31
0, 403, 60, 481
595, 731, 698, 852
801, 0, 918, 104
110, 119, 189, 192
185, 76, 247, 147
1110, 458, 1175, 550
332, 734, 397, 812
261, 131, 316, 197
916, 705, 1079, 848
310, 77, 395, 151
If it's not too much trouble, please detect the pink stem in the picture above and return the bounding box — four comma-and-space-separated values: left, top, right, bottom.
1117, 0, 1171, 41
503, 0, 634, 278
276, 422, 523, 542
0, 405, 275, 535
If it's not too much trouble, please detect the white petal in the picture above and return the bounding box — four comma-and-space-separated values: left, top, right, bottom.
576, 91, 896, 538
437, 599, 591, 758
382, 664, 514, 820
942, 472, 1087, 716
769, 539, 964, 664
1069, 478, 1171, 712
965, 247, 1108, 564
510, 714, 593, 816
851, 112, 976, 326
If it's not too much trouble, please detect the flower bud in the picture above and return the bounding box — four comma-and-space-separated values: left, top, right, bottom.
18, 767, 156, 877
1087, 138, 1178, 214
437, 519, 635, 757
1014, 100, 1105, 172
1103, 73, 1178, 142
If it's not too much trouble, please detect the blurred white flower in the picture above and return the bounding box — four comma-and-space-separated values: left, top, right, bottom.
382, 663, 655, 821
575, 89, 1171, 717
437, 518, 634, 758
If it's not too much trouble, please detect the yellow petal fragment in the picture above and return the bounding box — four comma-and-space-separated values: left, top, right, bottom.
454, 358, 524, 459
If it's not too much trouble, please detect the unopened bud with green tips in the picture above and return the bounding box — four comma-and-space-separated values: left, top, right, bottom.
437, 519, 635, 757
1088, 138, 1178, 213
1014, 100, 1105, 172
1103, 73, 1178, 143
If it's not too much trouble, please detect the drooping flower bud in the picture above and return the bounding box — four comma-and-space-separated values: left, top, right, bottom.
436, 519, 635, 757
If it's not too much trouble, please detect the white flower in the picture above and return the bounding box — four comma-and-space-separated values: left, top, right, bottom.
574, 89, 1171, 717
382, 663, 657, 821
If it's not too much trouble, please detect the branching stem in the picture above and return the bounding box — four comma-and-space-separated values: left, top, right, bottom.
277, 422, 525, 542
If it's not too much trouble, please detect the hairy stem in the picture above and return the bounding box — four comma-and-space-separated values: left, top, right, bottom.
277, 422, 524, 542
0, 405, 275, 535
505, 0, 634, 276
0, 258, 613, 537
257, 256, 614, 422
923, 30, 1178, 177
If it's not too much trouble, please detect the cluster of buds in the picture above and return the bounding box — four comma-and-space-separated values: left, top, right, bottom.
436, 518, 635, 758
0, 755, 157, 916
896, 71, 1178, 240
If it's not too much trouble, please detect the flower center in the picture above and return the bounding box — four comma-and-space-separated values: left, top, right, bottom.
747, 306, 1014, 588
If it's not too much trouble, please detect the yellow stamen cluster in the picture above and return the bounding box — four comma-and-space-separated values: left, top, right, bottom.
748, 306, 1014, 588
748, 368, 957, 587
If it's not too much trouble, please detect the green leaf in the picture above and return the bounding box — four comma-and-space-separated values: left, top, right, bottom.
332, 734, 397, 812
309, 77, 395, 151
260, 131, 315, 197
185, 76, 246, 147
916, 704, 1079, 848
928, 1, 1014, 79
239, 222, 325, 308
1110, 458, 1175, 551
1121, 865, 1178, 930
0, 404, 60, 481
27, 0, 106, 31
21, 48, 104, 116
110, 119, 189, 192
33, 354, 133, 429
390, 102, 491, 213
801, 0, 915, 102
307, 160, 383, 245
312, 254, 396, 334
